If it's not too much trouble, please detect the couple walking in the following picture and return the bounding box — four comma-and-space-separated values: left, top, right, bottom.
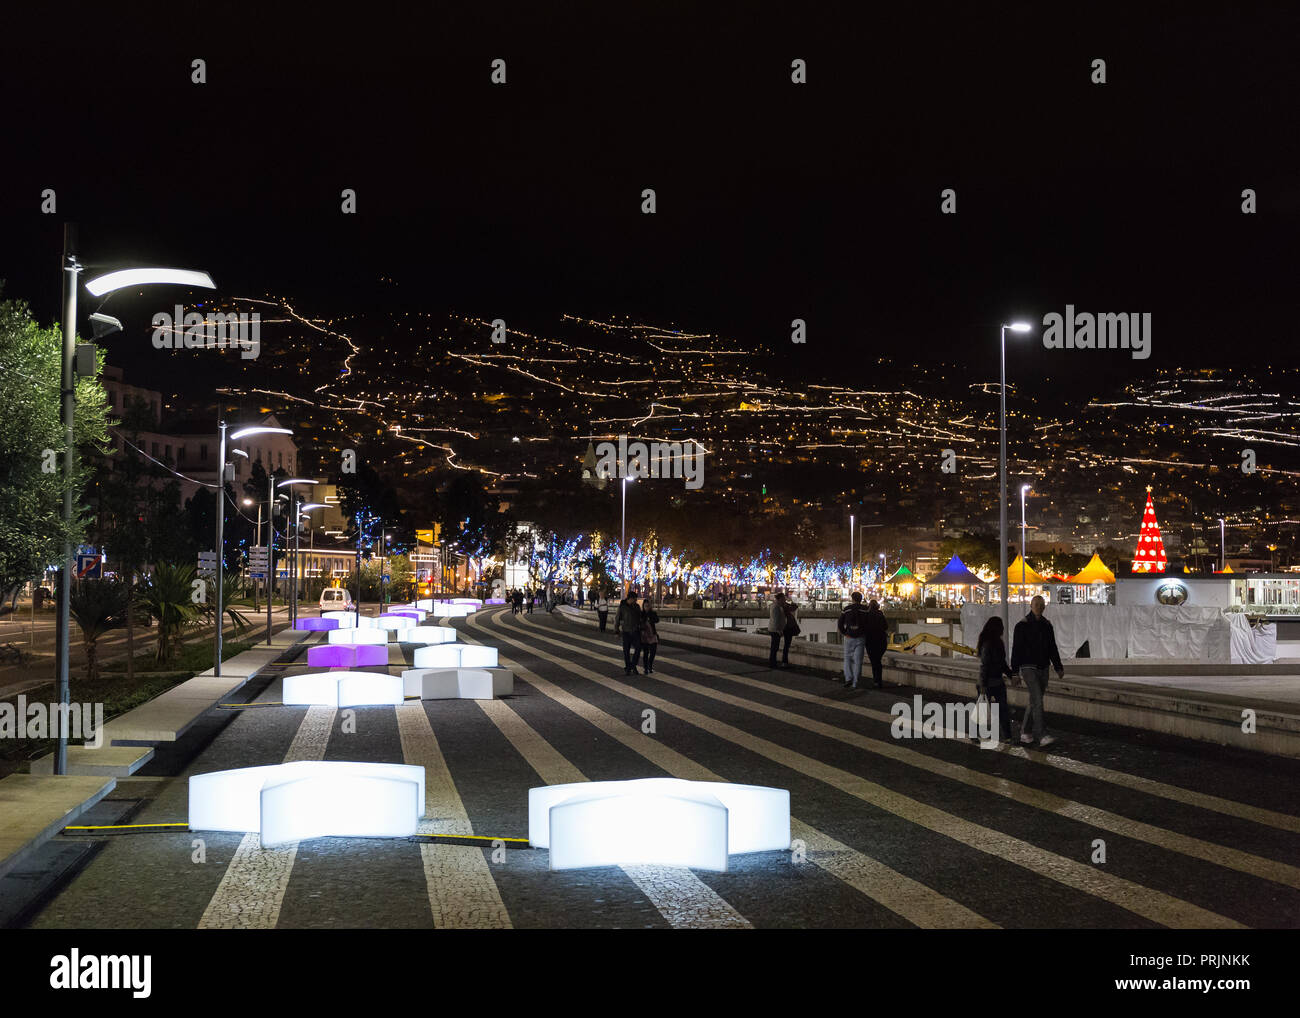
976, 595, 1064, 746
614, 590, 660, 676
837, 592, 888, 689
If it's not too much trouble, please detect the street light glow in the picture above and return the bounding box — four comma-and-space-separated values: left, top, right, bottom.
231, 425, 293, 441
84, 267, 216, 297
277, 477, 318, 487
1007, 322, 1033, 333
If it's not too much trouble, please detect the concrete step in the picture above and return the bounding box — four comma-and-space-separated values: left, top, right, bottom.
0, 773, 115, 879
28, 744, 154, 777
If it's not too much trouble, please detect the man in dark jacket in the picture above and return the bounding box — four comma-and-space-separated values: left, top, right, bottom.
837, 592, 868, 688
1009, 595, 1064, 746
863, 599, 889, 688
615, 591, 643, 675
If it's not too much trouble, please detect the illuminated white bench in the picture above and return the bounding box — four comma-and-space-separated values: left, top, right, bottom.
401, 625, 457, 645
529, 778, 791, 872
412, 643, 498, 669
400, 667, 514, 700
373, 615, 416, 634
283, 671, 404, 708
322, 612, 379, 630
328, 627, 389, 646
189, 760, 425, 848
389, 607, 427, 621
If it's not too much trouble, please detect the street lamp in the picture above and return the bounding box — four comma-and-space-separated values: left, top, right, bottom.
999, 321, 1034, 635
621, 475, 636, 594
51, 227, 214, 776
212, 427, 293, 675
1021, 484, 1031, 605
1219, 518, 1226, 573
276, 478, 318, 630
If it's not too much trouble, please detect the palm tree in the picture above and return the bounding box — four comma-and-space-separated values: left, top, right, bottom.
136, 562, 201, 663
202, 569, 251, 639
67, 579, 129, 682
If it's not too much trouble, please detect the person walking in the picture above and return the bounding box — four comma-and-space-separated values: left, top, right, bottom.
596, 590, 610, 632
640, 603, 660, 674
837, 592, 868, 688
863, 599, 888, 689
768, 593, 788, 668
779, 595, 800, 668
976, 616, 1016, 742
577, 586, 585, 609
615, 590, 643, 675
1009, 595, 1064, 747
525, 587, 534, 614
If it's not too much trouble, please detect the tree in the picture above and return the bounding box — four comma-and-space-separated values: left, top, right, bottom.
0, 296, 110, 600
67, 578, 129, 682
438, 472, 511, 586
136, 562, 201, 663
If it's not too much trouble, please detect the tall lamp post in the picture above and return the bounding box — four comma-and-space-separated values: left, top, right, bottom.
1020, 484, 1031, 605
849, 513, 855, 595
55, 246, 214, 775
1219, 518, 1226, 573
276, 478, 318, 631
999, 321, 1034, 636
621, 475, 636, 594
215, 427, 293, 675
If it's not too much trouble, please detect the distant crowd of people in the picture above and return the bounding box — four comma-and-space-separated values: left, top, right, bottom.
507, 588, 535, 615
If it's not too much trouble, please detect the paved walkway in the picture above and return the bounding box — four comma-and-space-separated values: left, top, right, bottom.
23, 607, 1300, 929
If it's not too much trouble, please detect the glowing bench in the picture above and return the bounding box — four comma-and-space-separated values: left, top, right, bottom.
373, 614, 417, 634
400, 667, 514, 700
294, 617, 339, 632
328, 627, 389, 646
283, 671, 404, 708
400, 625, 458, 645
307, 643, 389, 668
189, 760, 425, 848
529, 778, 791, 872
412, 643, 498, 669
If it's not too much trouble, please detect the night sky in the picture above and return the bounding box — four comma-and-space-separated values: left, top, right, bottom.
3, 3, 1297, 390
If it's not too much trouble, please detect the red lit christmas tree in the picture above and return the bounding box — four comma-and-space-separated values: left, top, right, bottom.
1130, 485, 1168, 573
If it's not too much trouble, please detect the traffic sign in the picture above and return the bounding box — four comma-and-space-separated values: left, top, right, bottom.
197, 551, 218, 577
248, 546, 269, 578
75, 553, 102, 579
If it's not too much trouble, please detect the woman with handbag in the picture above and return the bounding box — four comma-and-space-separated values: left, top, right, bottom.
640, 603, 660, 674
976, 615, 1016, 742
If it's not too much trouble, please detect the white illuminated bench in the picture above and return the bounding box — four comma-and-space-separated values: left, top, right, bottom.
189, 760, 425, 848
401, 625, 458, 645
283, 671, 404, 708
412, 643, 498, 669
529, 778, 790, 872
400, 667, 514, 700
328, 627, 389, 646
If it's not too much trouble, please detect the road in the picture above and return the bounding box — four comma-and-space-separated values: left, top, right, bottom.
23, 606, 1300, 929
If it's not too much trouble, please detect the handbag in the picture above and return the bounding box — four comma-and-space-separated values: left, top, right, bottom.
971, 685, 991, 736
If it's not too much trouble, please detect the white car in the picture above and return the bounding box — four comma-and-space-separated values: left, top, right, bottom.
319, 587, 355, 611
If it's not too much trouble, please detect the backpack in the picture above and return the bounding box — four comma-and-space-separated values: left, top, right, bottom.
842, 606, 865, 638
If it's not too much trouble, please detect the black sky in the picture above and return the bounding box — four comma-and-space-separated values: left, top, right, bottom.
3, 2, 1297, 389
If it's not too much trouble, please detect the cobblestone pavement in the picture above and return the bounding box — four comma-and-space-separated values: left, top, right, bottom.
27, 607, 1300, 929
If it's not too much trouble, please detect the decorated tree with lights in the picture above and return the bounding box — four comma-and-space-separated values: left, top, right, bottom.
1130, 486, 1168, 573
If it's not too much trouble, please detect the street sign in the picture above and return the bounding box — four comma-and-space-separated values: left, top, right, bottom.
75, 553, 102, 579
382, 574, 391, 583
197, 551, 218, 577
248, 546, 268, 578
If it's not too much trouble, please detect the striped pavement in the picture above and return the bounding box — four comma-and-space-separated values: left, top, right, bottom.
27, 606, 1300, 929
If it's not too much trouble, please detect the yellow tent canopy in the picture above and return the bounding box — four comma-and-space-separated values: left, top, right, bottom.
1066, 553, 1116, 584
1216, 563, 1235, 574
1000, 555, 1044, 585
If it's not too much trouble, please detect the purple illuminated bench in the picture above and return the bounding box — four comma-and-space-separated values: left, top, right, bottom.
307, 643, 389, 669
295, 618, 340, 632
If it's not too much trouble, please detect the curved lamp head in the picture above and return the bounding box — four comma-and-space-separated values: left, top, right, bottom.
277, 478, 318, 488
231, 425, 293, 441
1006, 322, 1033, 333
85, 268, 216, 298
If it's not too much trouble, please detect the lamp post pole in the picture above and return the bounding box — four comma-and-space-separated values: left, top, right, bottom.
213, 421, 228, 677
266, 473, 274, 645
292, 493, 300, 628
1021, 485, 1030, 605
997, 322, 1033, 633
1219, 518, 1226, 572
54, 224, 80, 775
849, 513, 855, 595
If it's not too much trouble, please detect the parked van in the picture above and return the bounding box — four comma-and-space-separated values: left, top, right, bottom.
319, 587, 355, 611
